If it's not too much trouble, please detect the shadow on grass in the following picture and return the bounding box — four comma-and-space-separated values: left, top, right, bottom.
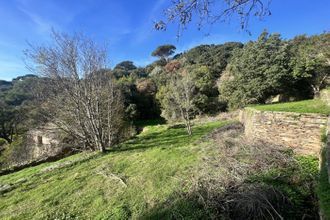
139, 178, 319, 220
107, 125, 216, 154
133, 118, 166, 127
139, 193, 206, 220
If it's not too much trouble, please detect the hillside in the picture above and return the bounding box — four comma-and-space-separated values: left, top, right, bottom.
0, 1, 329, 219
0, 121, 229, 219
0, 120, 321, 219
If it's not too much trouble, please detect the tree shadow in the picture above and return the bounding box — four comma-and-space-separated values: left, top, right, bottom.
107, 125, 211, 154
138, 180, 319, 220
138, 193, 206, 220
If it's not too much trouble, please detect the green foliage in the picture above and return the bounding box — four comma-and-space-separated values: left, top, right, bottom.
112, 61, 148, 79
183, 42, 243, 77
317, 147, 330, 219
190, 65, 214, 95
156, 71, 196, 135
118, 77, 161, 120
219, 32, 329, 109
189, 65, 226, 113
1, 75, 38, 106
321, 127, 327, 144
0, 75, 43, 143
0, 138, 7, 146
251, 99, 330, 115
219, 31, 291, 109
250, 155, 319, 219
114, 61, 137, 72
0, 135, 31, 168
289, 33, 330, 95
171, 42, 242, 113
151, 44, 176, 59
0, 80, 12, 92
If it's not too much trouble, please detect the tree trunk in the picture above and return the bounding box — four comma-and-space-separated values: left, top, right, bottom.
186, 119, 192, 136
98, 143, 106, 153
312, 85, 321, 98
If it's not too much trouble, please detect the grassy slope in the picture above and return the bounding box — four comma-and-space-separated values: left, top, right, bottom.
0, 121, 229, 220
318, 148, 330, 219
251, 99, 330, 115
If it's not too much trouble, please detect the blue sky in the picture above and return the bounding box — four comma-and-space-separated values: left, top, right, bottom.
0, 0, 329, 81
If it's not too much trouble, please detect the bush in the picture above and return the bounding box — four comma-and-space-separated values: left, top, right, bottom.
317, 147, 330, 219
185, 123, 319, 219
0, 136, 32, 168
219, 31, 291, 109
0, 138, 8, 147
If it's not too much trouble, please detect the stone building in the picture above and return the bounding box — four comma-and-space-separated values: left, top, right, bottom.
26, 123, 65, 161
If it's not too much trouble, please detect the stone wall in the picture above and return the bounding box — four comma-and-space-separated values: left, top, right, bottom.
321, 89, 330, 106
26, 123, 65, 160
0, 123, 71, 173
239, 108, 328, 155
326, 117, 330, 183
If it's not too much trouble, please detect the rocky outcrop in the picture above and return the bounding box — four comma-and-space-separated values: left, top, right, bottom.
239, 108, 328, 155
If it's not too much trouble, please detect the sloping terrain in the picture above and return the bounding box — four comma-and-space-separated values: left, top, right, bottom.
0, 121, 230, 219
0, 120, 321, 219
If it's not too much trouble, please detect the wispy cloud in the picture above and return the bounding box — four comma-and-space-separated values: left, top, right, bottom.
18, 6, 53, 34
15, 0, 82, 35
134, 0, 167, 43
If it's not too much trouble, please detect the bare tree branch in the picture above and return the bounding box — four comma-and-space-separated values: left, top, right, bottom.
25, 31, 125, 152
155, 0, 271, 37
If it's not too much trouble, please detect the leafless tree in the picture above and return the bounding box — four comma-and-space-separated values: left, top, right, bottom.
25, 31, 125, 152
155, 0, 271, 37
161, 70, 196, 135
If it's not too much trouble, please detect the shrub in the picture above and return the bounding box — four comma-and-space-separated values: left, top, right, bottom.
0, 138, 8, 147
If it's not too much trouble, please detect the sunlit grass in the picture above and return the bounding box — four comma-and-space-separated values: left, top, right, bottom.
250, 99, 330, 115
0, 120, 229, 219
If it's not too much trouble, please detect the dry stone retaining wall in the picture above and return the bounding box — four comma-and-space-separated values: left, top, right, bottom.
239, 108, 328, 155
326, 117, 330, 183
318, 89, 330, 183
321, 89, 330, 106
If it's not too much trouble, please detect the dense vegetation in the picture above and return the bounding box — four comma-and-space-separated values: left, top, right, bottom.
0, 29, 329, 219
0, 30, 329, 167
219, 32, 329, 109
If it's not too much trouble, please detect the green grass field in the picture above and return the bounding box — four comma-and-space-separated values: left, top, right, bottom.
251, 99, 330, 115
0, 121, 229, 219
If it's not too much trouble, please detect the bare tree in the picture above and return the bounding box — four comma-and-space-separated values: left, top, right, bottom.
25, 31, 125, 152
155, 0, 271, 37
158, 70, 196, 135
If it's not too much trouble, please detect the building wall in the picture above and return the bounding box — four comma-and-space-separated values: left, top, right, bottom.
26, 123, 64, 160
239, 108, 328, 155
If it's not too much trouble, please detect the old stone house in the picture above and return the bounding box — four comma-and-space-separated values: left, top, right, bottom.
26, 123, 66, 161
